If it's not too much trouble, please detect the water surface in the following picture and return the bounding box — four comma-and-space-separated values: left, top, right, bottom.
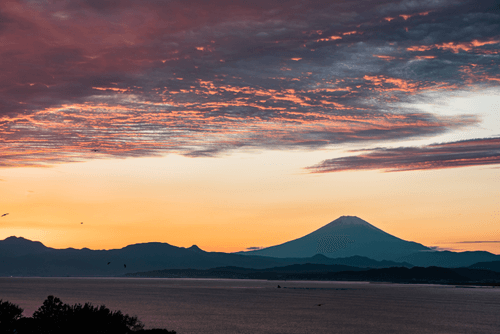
0, 278, 498, 333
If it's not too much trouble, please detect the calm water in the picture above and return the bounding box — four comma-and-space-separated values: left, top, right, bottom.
0, 278, 499, 333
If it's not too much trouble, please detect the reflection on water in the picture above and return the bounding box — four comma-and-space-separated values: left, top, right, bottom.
0, 278, 499, 334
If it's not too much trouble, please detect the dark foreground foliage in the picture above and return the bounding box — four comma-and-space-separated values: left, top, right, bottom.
0, 296, 176, 334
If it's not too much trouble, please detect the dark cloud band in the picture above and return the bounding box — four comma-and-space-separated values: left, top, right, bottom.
306, 137, 500, 173
455, 241, 500, 244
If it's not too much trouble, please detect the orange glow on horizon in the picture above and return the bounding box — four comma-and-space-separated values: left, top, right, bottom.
1, 153, 499, 254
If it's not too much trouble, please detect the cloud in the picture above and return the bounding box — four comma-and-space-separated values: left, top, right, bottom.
426, 246, 459, 252
245, 247, 263, 251
306, 137, 500, 172
454, 241, 500, 244
0, 0, 499, 166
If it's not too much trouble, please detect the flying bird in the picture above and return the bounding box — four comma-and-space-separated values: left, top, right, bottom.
107, 262, 111, 265
91, 149, 99, 152
1, 213, 8, 217
124, 264, 126, 268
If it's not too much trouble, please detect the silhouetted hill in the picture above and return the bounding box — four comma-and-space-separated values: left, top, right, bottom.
0, 238, 280, 276
0, 236, 53, 257
187, 245, 205, 253
469, 260, 500, 272
397, 250, 500, 268
239, 216, 429, 261
307, 254, 413, 268
126, 265, 500, 285
125, 264, 367, 279
452, 268, 500, 281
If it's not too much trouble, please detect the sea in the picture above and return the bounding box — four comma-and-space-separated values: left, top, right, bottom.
0, 278, 499, 334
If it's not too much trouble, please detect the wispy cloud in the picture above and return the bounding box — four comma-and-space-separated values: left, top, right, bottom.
306, 137, 500, 172
455, 241, 500, 244
245, 247, 263, 251
1, 0, 499, 166
427, 246, 459, 252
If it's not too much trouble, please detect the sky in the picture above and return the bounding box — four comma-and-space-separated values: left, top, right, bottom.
0, 0, 499, 254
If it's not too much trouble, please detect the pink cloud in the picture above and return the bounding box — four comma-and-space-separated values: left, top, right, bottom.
306, 137, 500, 173
0, 0, 499, 166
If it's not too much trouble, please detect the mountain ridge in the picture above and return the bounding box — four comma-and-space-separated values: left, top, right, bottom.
125, 264, 500, 286
0, 234, 412, 277
1, 216, 499, 276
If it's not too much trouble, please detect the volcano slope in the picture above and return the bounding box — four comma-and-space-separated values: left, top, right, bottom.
240, 216, 429, 261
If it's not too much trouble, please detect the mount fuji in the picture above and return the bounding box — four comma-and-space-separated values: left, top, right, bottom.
239, 216, 430, 261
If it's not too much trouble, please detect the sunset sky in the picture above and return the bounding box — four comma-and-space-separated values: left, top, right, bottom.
1, 0, 499, 254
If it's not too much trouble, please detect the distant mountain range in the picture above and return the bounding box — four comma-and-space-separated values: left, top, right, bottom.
0, 236, 410, 277
126, 264, 500, 286
1, 216, 499, 277
469, 260, 500, 272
